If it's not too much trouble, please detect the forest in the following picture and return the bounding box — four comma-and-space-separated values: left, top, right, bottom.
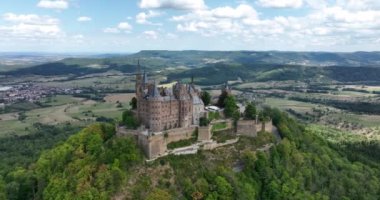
0, 108, 379, 199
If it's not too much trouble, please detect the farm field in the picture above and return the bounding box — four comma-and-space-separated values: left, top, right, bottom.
0, 94, 130, 137
38, 74, 135, 90
264, 97, 380, 138
264, 97, 325, 113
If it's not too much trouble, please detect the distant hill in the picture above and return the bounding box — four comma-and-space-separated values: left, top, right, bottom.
132, 50, 380, 67
168, 63, 380, 85
3, 51, 380, 84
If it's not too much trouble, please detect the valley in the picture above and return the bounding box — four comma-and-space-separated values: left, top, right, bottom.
0, 50, 380, 199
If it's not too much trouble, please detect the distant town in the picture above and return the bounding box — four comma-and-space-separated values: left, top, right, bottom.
0, 83, 79, 105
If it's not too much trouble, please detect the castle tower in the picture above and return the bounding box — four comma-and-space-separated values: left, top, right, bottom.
135, 60, 143, 97
222, 82, 232, 95
135, 60, 144, 121
148, 80, 163, 132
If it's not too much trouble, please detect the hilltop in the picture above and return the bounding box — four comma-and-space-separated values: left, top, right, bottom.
1, 109, 379, 199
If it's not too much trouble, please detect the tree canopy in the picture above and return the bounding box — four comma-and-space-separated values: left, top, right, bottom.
223, 95, 238, 119
200, 91, 211, 106
244, 103, 257, 120
129, 97, 137, 110
122, 110, 140, 129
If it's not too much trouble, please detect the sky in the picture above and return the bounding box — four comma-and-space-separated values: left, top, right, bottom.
0, 0, 380, 53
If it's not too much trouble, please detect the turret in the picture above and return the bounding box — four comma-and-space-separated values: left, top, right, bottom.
135, 60, 143, 97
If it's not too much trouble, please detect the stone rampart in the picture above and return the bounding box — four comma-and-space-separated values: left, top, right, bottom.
198, 125, 212, 141
164, 126, 196, 144
236, 120, 257, 137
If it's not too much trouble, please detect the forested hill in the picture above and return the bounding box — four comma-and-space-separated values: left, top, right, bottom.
2, 50, 380, 76
4, 52, 380, 85
168, 63, 380, 85
133, 50, 380, 67
1, 109, 379, 199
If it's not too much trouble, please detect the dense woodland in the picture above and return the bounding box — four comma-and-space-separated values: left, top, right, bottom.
0, 108, 379, 199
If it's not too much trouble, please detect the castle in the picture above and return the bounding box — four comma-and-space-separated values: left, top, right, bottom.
135, 64, 205, 132
117, 63, 273, 160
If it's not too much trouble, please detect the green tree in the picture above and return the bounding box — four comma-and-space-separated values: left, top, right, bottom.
244, 103, 257, 120
223, 95, 238, 118
146, 188, 172, 200
129, 97, 137, 110
217, 91, 229, 108
0, 177, 6, 200
199, 117, 210, 126
201, 91, 211, 106
258, 110, 270, 122
122, 110, 139, 129
214, 176, 233, 199
195, 178, 209, 196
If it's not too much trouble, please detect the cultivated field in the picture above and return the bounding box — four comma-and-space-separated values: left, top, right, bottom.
0, 94, 129, 137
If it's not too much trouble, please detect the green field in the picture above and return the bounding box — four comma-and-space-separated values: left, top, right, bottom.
40, 75, 135, 90
264, 97, 323, 113
0, 94, 128, 137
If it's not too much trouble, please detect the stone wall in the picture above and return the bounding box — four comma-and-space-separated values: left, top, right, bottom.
115, 126, 139, 137
138, 134, 167, 159
164, 126, 196, 144
198, 125, 212, 141
137, 126, 200, 159
237, 120, 273, 137
236, 120, 257, 137
261, 121, 273, 133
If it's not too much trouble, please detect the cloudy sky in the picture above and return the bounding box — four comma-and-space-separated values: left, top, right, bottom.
0, 0, 380, 52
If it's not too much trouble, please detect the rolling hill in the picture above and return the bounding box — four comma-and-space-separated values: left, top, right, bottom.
2, 51, 380, 85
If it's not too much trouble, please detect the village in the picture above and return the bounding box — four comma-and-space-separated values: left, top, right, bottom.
0, 83, 80, 105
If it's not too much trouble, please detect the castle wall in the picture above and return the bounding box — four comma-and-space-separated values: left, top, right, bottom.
165, 126, 196, 144
138, 134, 167, 159
236, 120, 257, 137
237, 120, 273, 136
257, 121, 273, 133
198, 125, 212, 141
115, 126, 139, 137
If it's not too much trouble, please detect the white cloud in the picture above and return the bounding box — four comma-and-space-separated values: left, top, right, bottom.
118, 22, 132, 31
3, 13, 59, 25
73, 34, 84, 39
337, 0, 380, 11
172, 4, 258, 22
171, 1, 380, 50
166, 33, 178, 39
174, 4, 256, 36
0, 13, 63, 40
211, 4, 258, 19
72, 34, 85, 44
103, 27, 120, 33
139, 0, 206, 10
77, 16, 92, 22
104, 22, 133, 34
257, 0, 303, 8
143, 30, 159, 39
37, 0, 68, 10
136, 10, 162, 25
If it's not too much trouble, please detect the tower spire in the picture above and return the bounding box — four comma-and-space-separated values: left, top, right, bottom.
137, 59, 141, 74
